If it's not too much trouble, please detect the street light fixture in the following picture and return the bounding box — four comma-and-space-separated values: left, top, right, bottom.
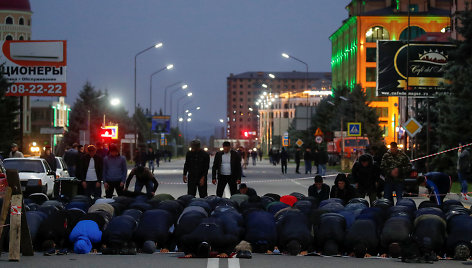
169, 84, 189, 121
110, 98, 120, 106
219, 119, 224, 123
281, 53, 290, 59
149, 64, 174, 146
134, 42, 164, 149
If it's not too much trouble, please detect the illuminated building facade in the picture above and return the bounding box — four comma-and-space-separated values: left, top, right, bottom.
330, 0, 450, 144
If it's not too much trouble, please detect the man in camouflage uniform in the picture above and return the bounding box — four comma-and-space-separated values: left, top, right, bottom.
381, 142, 411, 203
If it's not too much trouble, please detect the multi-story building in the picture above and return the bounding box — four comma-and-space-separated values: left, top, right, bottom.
0, 0, 33, 150
330, 0, 451, 144
258, 91, 331, 152
227, 71, 331, 140
26, 97, 71, 154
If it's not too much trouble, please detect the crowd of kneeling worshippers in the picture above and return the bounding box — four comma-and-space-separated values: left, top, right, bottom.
1, 175, 471, 263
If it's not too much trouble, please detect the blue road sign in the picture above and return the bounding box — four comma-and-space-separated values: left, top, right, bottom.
347, 122, 361, 137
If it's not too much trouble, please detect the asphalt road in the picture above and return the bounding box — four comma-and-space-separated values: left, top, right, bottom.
1, 251, 470, 268
1, 156, 470, 267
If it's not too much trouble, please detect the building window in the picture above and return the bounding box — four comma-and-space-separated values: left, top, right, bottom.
366, 68, 376, 82
366, 26, 389, 42
240, 91, 243, 95
248, 85, 251, 88
232, 98, 236, 101
19, 18, 24, 25
232, 91, 236, 95
375, 107, 389, 118
240, 85, 243, 88
232, 84, 236, 88
247, 98, 251, 102
28, 20, 31, 26
366, 47, 376, 62
5, 17, 13, 24
5, 35, 13, 40
247, 91, 251, 95
19, 36, 24, 40
366, 87, 387, 102
240, 98, 243, 101
233, 105, 236, 108
399, 26, 425, 41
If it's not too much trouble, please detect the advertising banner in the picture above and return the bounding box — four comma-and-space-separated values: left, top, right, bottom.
152, 116, 171, 134
0, 40, 67, 96
377, 41, 455, 97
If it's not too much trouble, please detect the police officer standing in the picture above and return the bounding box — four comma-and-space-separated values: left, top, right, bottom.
183, 140, 210, 198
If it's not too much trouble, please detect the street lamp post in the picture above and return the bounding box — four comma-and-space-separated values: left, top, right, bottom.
169, 84, 189, 126
133, 42, 163, 151
163, 81, 183, 115
282, 53, 310, 129
176, 92, 192, 126
149, 64, 174, 146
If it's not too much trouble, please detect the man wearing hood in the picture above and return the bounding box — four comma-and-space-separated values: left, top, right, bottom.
381, 142, 411, 203
446, 213, 472, 260
352, 154, 380, 205
330, 173, 357, 204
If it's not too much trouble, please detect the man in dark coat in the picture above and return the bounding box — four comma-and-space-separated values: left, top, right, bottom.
76, 145, 103, 199
316, 212, 346, 255
308, 175, 330, 203
275, 208, 313, 255
212, 141, 241, 197
183, 140, 210, 198
304, 148, 312, 174
244, 210, 277, 253
41, 146, 56, 177
351, 154, 380, 205
63, 143, 79, 177
446, 214, 472, 260
134, 209, 175, 251
412, 214, 447, 261
380, 214, 412, 258
330, 173, 356, 204
345, 216, 380, 258
417, 172, 452, 206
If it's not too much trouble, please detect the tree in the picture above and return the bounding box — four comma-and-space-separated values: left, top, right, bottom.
309, 85, 383, 147
0, 72, 19, 156
437, 10, 472, 149
64, 82, 131, 147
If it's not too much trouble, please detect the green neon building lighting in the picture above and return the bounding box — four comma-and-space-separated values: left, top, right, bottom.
52, 106, 57, 127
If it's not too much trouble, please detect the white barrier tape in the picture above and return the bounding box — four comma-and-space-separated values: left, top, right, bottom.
410, 143, 472, 162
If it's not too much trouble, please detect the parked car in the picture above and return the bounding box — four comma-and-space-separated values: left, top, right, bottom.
3, 158, 55, 197
55, 157, 69, 178
0, 160, 7, 197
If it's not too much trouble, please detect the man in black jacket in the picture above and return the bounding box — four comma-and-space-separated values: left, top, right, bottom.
308, 175, 330, 202
212, 141, 241, 197
183, 140, 210, 198
351, 154, 380, 205
76, 145, 103, 199
41, 145, 56, 177
295, 147, 301, 174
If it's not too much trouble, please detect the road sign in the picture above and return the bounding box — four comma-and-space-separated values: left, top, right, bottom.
314, 128, 323, 136
315, 136, 323, 144
347, 122, 361, 137
403, 118, 422, 137
40, 127, 64, 134
295, 139, 304, 147
282, 132, 289, 147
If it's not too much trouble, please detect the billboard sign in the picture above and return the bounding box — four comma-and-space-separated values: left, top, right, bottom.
0, 40, 67, 96
377, 41, 455, 97
151, 116, 171, 134
100, 126, 118, 140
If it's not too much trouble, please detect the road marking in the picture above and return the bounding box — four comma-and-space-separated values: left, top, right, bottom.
224, 185, 231, 198
207, 258, 219, 268
228, 258, 240, 268
292, 179, 309, 189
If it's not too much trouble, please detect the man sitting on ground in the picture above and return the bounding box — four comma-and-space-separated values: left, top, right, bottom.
308, 175, 330, 203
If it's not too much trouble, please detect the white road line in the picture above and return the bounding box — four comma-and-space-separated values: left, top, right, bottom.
207, 258, 219, 268
292, 179, 309, 189
228, 258, 240, 268
224, 185, 231, 198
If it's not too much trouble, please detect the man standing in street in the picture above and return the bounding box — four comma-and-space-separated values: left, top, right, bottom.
146, 147, 156, 173
317, 148, 329, 176
304, 148, 312, 174
212, 141, 241, 197
380, 142, 411, 204
103, 144, 127, 198
77, 145, 103, 199
280, 148, 288, 174
41, 145, 56, 177
457, 144, 470, 201
295, 147, 301, 174
183, 140, 210, 198
9, 143, 24, 158
64, 143, 79, 177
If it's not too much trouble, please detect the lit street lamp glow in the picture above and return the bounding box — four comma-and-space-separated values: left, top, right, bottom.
166, 64, 174, 70
154, 42, 163, 48
281, 53, 290, 59
219, 119, 224, 123
268, 73, 275, 79
187, 92, 193, 97
187, 118, 192, 122
262, 84, 268, 88
179, 117, 183, 122
110, 98, 121, 106
182, 84, 188, 89
196, 106, 201, 110
188, 112, 192, 117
